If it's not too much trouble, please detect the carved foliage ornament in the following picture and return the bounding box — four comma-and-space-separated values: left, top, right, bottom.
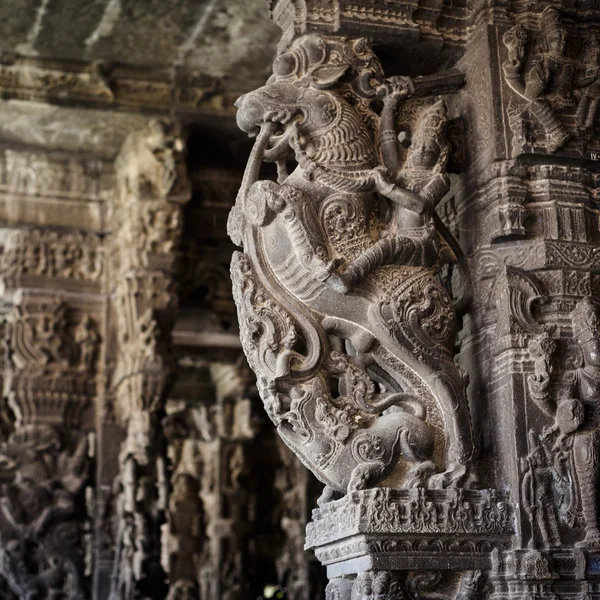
229, 34, 475, 502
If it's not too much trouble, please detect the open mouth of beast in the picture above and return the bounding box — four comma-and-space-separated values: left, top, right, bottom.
263, 122, 296, 162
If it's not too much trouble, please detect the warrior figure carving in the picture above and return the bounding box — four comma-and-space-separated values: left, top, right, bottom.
229, 35, 475, 502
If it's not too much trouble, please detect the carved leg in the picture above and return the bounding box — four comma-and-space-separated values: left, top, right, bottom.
347, 461, 386, 493
318, 486, 341, 507
427, 462, 469, 489
404, 460, 438, 488
333, 237, 418, 291
585, 99, 599, 131
577, 95, 591, 128
530, 99, 570, 152
573, 431, 600, 540
544, 504, 561, 548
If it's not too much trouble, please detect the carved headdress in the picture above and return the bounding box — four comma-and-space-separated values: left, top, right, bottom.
535, 7, 566, 54
571, 296, 600, 345
403, 100, 450, 174
417, 100, 448, 137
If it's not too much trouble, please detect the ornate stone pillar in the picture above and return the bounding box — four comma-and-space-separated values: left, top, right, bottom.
452, 4, 600, 598
103, 119, 191, 600
0, 126, 114, 599
0, 291, 96, 599
228, 1, 600, 598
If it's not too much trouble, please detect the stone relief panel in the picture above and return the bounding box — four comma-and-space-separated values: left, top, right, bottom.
0, 291, 98, 599
501, 6, 600, 158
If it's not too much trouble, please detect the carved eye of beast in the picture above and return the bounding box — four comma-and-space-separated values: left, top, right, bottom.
273, 52, 297, 78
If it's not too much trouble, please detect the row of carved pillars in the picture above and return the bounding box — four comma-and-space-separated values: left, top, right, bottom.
0, 119, 325, 599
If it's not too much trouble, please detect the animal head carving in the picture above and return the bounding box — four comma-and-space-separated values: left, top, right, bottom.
235, 35, 384, 171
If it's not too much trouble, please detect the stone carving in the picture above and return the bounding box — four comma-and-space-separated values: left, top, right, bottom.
520, 430, 561, 549
352, 571, 402, 599
4, 292, 100, 426
274, 438, 324, 600
0, 425, 90, 599
110, 411, 168, 600
526, 332, 556, 415
576, 34, 600, 133
561, 297, 600, 546
520, 296, 600, 555
230, 33, 475, 505
405, 570, 485, 600
6, 0, 600, 596
166, 578, 199, 600
456, 571, 485, 600
107, 119, 191, 599
502, 7, 573, 153
305, 488, 512, 550
0, 228, 103, 289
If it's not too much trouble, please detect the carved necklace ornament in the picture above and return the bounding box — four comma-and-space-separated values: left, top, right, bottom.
229, 34, 475, 502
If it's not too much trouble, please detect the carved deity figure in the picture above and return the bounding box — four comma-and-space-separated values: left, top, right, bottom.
559, 297, 600, 544
229, 34, 475, 504
326, 99, 455, 293
74, 315, 99, 373
503, 7, 573, 152
520, 430, 561, 548
576, 34, 600, 132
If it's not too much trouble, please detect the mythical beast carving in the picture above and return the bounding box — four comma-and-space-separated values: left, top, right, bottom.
228, 35, 475, 503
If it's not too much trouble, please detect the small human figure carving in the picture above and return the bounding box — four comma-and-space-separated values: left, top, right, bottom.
576, 34, 600, 132
503, 7, 573, 152
521, 430, 561, 548
325, 100, 455, 294
74, 315, 99, 373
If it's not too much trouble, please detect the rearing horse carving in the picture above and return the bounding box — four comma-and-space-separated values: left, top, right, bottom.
228, 34, 475, 503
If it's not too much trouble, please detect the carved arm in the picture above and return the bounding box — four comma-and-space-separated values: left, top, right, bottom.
371, 168, 428, 215
576, 66, 600, 90
377, 76, 414, 180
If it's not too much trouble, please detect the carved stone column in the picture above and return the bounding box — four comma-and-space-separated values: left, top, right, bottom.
0, 130, 112, 599
228, 1, 600, 598
0, 291, 96, 599
452, 4, 600, 598
228, 9, 508, 599
102, 120, 191, 600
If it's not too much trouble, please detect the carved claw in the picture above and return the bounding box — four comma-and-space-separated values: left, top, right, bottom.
347, 461, 386, 493
317, 485, 341, 506
404, 461, 439, 488
427, 462, 469, 489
